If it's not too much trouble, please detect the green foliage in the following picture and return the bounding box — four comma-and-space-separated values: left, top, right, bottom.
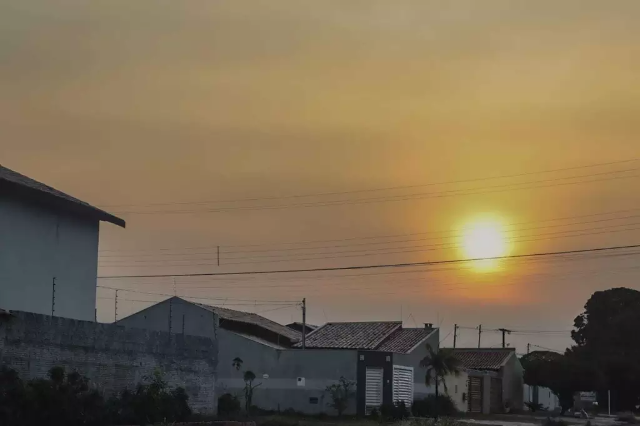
411, 395, 457, 418
218, 393, 241, 417
0, 366, 191, 426
324, 376, 355, 416
380, 400, 410, 420
525, 401, 545, 412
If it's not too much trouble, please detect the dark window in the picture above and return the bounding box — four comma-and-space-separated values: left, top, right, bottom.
309, 397, 319, 404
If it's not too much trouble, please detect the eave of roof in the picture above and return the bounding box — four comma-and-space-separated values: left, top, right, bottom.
0, 165, 125, 228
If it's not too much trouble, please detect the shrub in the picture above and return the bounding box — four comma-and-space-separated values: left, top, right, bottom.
325, 376, 355, 416
525, 401, 545, 412
380, 400, 410, 420
218, 393, 241, 417
412, 394, 457, 417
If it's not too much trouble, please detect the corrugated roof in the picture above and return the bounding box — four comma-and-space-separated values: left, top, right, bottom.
193, 302, 301, 342
377, 328, 435, 353
0, 165, 125, 227
295, 321, 402, 350
452, 348, 515, 370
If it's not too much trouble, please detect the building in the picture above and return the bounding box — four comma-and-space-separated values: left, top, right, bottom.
0, 165, 125, 321
451, 348, 524, 413
296, 321, 440, 413
119, 299, 439, 415
525, 385, 560, 411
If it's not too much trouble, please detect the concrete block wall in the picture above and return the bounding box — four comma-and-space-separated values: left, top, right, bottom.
0, 311, 218, 413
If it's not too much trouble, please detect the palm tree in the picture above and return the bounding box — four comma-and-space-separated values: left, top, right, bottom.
420, 344, 461, 419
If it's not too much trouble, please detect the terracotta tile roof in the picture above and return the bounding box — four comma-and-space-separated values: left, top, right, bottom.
452, 348, 515, 370
377, 328, 435, 353
0, 165, 125, 227
293, 321, 399, 350
193, 301, 301, 342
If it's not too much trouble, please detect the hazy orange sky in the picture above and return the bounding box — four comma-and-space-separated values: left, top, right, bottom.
2, 0, 640, 353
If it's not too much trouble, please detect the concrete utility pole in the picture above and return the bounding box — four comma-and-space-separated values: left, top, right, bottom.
114, 289, 119, 322
527, 343, 531, 354
453, 324, 459, 348
302, 298, 307, 350
51, 277, 56, 317
217, 246, 220, 266
478, 325, 482, 348
498, 328, 512, 348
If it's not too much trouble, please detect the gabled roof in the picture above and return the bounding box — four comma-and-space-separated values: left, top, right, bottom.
286, 322, 318, 330
293, 321, 436, 353
0, 165, 125, 228
377, 328, 435, 353
193, 301, 301, 342
451, 348, 516, 370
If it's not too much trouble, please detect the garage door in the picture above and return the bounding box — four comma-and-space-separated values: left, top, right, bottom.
468, 376, 483, 413
366, 367, 384, 411
392, 365, 414, 407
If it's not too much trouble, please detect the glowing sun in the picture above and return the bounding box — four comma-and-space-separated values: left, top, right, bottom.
461, 219, 509, 272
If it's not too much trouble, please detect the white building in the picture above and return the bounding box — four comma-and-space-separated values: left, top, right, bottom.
0, 165, 124, 321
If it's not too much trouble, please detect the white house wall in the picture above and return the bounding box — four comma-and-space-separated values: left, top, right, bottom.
392, 329, 440, 400
0, 197, 99, 321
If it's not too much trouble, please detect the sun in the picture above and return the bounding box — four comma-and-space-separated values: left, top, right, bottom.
461, 219, 509, 272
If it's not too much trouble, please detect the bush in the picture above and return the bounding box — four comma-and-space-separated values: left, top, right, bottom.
0, 366, 192, 426
617, 413, 639, 424
380, 400, 410, 420
412, 394, 457, 417
525, 401, 545, 412
218, 393, 241, 417
544, 418, 568, 426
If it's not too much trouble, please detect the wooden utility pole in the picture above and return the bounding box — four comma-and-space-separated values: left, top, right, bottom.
453, 324, 459, 348
302, 298, 307, 350
498, 328, 512, 348
477, 325, 482, 348
114, 289, 119, 322
527, 343, 531, 354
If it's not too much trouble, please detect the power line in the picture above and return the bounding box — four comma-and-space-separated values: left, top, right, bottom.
107, 168, 640, 215
96, 286, 300, 304
97, 243, 640, 279
97, 222, 640, 267
98, 158, 639, 209
98, 207, 640, 253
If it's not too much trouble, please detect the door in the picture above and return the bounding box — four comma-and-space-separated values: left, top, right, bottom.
490, 378, 503, 413
366, 367, 384, 412
392, 365, 414, 407
468, 376, 483, 413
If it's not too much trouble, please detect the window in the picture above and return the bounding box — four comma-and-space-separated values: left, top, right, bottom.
309, 397, 319, 404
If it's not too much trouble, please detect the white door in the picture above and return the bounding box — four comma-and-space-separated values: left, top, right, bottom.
392, 365, 414, 407
366, 367, 384, 411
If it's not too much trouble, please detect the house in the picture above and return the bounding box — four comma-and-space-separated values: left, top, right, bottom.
525, 385, 559, 411
286, 322, 317, 335
451, 348, 524, 413
0, 165, 125, 321
119, 300, 439, 415
295, 321, 440, 413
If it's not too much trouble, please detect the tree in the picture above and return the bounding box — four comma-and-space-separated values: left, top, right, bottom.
325, 376, 355, 417
570, 287, 640, 411
231, 357, 261, 413
420, 345, 461, 419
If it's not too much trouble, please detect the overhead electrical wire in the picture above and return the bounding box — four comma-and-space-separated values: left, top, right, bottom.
106, 168, 640, 215
97, 243, 640, 279
99, 158, 639, 209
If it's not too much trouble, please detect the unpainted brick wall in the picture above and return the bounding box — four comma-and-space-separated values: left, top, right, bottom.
0, 311, 218, 413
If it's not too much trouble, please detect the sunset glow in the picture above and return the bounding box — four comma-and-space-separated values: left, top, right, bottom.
461, 219, 509, 272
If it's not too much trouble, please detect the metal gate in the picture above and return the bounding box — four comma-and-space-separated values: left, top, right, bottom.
490, 378, 503, 413
392, 365, 414, 407
468, 376, 483, 413
366, 367, 384, 412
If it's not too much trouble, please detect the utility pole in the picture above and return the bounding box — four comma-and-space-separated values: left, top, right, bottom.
498, 328, 512, 348
453, 324, 458, 348
51, 277, 56, 317
169, 297, 173, 333
477, 325, 482, 348
114, 289, 119, 323
527, 343, 531, 354
217, 246, 220, 267
302, 298, 307, 350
